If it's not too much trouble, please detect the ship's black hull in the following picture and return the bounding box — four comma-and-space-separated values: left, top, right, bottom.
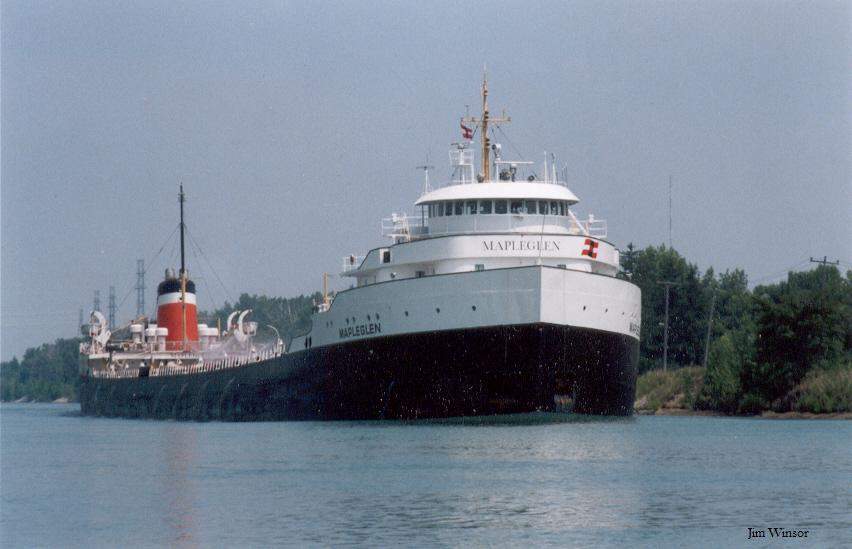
79, 323, 638, 420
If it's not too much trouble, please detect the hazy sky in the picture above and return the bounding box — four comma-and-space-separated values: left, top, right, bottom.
2, 0, 850, 360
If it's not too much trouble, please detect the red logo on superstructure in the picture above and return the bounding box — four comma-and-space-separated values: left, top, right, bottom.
581, 238, 599, 259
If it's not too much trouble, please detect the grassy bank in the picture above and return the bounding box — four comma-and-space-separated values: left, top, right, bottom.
635, 365, 852, 417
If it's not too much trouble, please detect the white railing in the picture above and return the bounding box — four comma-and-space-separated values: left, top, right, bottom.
381, 214, 428, 242
342, 255, 365, 273
378, 214, 607, 240
584, 219, 608, 238
440, 177, 574, 189
88, 348, 283, 379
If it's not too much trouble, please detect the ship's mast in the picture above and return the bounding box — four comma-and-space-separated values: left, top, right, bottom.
179, 184, 187, 350
179, 184, 186, 277
463, 71, 510, 182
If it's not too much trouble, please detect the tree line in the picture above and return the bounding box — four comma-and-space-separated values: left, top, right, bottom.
2, 247, 849, 413
623, 245, 850, 413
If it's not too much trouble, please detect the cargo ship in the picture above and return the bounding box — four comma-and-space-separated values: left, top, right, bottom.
79, 79, 641, 420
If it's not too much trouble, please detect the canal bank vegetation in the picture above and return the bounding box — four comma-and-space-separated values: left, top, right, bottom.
2, 248, 849, 416
626, 247, 851, 416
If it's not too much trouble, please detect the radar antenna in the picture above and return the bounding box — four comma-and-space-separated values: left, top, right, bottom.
416, 164, 435, 194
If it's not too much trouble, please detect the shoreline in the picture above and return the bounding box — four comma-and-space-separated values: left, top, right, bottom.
4, 400, 850, 419
638, 407, 852, 420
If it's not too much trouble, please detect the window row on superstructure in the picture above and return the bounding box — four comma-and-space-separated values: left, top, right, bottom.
427, 200, 572, 218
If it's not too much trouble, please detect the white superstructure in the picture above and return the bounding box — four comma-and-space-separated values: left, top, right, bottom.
292, 77, 641, 352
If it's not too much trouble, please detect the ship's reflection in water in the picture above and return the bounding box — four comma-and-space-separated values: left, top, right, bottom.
163, 425, 199, 548
2, 405, 849, 547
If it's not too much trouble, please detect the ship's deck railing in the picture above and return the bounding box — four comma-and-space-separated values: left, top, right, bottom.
379, 214, 606, 242
87, 348, 282, 379
441, 177, 573, 189
341, 255, 365, 273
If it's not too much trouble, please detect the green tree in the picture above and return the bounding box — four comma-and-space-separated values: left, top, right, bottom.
741, 266, 851, 406
199, 292, 320, 345
626, 245, 709, 372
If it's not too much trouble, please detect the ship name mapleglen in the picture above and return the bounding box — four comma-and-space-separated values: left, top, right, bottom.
482, 239, 561, 252
339, 322, 383, 339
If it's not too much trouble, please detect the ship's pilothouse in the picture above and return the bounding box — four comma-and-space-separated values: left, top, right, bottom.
340, 77, 618, 290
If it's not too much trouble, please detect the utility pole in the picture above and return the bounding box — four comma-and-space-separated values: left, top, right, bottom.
658, 281, 681, 372
78, 308, 84, 336
702, 291, 717, 369
93, 290, 101, 313
108, 285, 116, 331
135, 259, 146, 317
809, 256, 840, 266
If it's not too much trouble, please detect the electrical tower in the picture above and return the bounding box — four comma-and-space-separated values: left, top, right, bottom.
93, 290, 101, 313
108, 286, 116, 330
135, 259, 146, 317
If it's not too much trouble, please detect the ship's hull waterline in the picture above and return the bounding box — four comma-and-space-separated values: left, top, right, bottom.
80, 323, 638, 420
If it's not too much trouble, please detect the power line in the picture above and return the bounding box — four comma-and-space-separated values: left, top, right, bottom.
185, 226, 234, 305
749, 259, 811, 286
116, 223, 180, 314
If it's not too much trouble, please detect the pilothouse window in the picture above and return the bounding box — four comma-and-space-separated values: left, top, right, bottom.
526, 201, 537, 214
479, 200, 492, 214
466, 201, 477, 215
495, 200, 508, 214
455, 201, 463, 215
539, 201, 549, 215
510, 200, 523, 214
445, 201, 453, 216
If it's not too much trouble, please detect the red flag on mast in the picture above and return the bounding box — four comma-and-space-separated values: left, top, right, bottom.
460, 121, 473, 140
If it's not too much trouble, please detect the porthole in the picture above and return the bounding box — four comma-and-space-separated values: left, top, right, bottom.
583, 306, 587, 311
436, 308, 441, 313
376, 313, 380, 320
404, 311, 409, 317
471, 305, 477, 311
605, 308, 608, 313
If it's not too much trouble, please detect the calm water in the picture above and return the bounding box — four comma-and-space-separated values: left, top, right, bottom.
1, 404, 850, 548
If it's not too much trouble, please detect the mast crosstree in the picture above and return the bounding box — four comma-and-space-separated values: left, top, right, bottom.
462, 72, 510, 182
